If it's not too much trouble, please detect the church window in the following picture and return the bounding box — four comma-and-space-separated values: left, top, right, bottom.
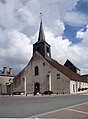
57, 74, 60, 79
37, 47, 40, 52
46, 47, 50, 56
73, 84, 75, 92
43, 62, 45, 66
34, 66, 39, 76
46, 47, 49, 52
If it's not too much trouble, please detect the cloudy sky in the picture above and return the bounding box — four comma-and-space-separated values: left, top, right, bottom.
0, 0, 88, 75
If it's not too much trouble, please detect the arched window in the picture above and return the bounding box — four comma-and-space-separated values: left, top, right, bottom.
34, 66, 39, 76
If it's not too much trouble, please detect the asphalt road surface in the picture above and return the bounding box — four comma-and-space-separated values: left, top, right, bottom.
0, 94, 88, 118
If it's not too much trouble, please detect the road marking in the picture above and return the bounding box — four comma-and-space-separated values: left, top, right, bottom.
81, 94, 88, 95
67, 108, 88, 115
29, 102, 88, 118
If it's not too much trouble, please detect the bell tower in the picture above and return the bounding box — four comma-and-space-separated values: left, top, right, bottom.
33, 16, 51, 60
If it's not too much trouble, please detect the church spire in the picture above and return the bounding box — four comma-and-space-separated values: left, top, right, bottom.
38, 13, 45, 42
33, 13, 51, 59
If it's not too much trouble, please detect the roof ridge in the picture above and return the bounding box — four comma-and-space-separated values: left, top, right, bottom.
47, 58, 88, 83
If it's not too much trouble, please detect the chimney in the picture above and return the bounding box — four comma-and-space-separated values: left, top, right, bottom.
3, 67, 7, 75
9, 68, 13, 75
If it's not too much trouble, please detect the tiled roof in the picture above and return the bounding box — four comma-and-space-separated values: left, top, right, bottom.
47, 59, 88, 83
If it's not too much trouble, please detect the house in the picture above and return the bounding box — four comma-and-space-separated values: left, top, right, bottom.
0, 67, 14, 95
82, 74, 88, 80
12, 20, 88, 95
64, 59, 80, 74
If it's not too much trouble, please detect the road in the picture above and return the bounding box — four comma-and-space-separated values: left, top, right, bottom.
0, 94, 88, 118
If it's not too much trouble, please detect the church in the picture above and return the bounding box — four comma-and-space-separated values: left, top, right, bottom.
12, 19, 88, 95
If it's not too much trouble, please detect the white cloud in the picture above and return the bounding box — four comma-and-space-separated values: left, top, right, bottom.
0, 30, 32, 73
0, 0, 19, 29
39, 25, 88, 74
86, 25, 88, 29
76, 25, 88, 46
76, 27, 88, 74
17, 8, 35, 26
64, 11, 88, 26
44, 20, 65, 37
0, 0, 88, 75
55, 0, 79, 18
0, 0, 79, 31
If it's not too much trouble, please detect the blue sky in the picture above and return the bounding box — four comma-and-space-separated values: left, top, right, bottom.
64, 0, 88, 44
0, 0, 88, 74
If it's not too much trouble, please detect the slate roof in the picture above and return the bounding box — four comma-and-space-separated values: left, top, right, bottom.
47, 58, 88, 83
64, 59, 80, 70
82, 74, 88, 80
38, 20, 45, 42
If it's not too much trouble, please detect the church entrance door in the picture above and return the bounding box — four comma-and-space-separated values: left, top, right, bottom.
34, 83, 40, 95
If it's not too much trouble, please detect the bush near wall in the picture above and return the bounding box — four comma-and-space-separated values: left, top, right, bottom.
78, 88, 88, 91
43, 91, 53, 95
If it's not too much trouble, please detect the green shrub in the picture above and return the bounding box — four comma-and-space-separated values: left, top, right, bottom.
43, 91, 53, 95
78, 88, 81, 91
78, 88, 88, 91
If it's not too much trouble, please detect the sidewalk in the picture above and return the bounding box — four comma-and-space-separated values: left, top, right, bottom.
0, 90, 88, 97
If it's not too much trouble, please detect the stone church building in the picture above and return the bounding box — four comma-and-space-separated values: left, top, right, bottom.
12, 20, 88, 95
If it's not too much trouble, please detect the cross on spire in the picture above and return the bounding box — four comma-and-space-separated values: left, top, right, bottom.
40, 13, 43, 22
